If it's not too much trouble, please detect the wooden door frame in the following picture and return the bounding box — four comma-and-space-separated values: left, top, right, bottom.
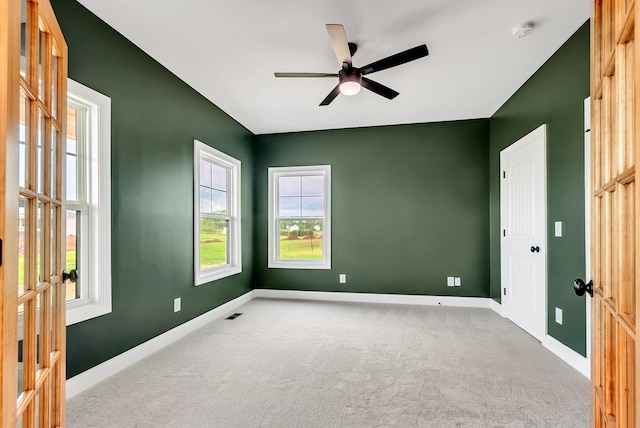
1, 0, 22, 425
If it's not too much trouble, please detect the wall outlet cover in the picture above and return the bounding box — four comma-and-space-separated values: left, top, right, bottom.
339, 274, 347, 284
454, 277, 461, 286
554, 221, 563, 237
555, 307, 563, 325
447, 277, 455, 287
174, 298, 181, 312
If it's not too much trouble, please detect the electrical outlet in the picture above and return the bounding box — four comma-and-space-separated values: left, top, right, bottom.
454, 277, 461, 287
174, 298, 181, 312
447, 277, 455, 287
555, 307, 563, 325
339, 274, 347, 283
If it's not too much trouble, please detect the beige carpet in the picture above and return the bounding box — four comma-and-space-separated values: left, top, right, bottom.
67, 298, 590, 427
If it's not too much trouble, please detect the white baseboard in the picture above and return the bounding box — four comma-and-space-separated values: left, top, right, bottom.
489, 298, 503, 316
66, 290, 256, 400
254, 289, 492, 308
542, 334, 590, 379
67, 289, 589, 399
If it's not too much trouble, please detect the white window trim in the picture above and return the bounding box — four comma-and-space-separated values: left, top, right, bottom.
268, 165, 331, 269
194, 140, 242, 285
65, 79, 112, 326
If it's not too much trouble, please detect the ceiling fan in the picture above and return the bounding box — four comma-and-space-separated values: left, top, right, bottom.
274, 24, 429, 106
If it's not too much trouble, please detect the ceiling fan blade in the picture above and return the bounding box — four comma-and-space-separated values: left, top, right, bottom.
360, 44, 429, 75
361, 77, 399, 100
320, 84, 341, 106
326, 24, 352, 67
274, 72, 339, 78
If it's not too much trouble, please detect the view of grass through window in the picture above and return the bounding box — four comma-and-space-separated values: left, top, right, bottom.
17, 250, 77, 307
199, 218, 228, 269
278, 220, 323, 260
199, 157, 229, 270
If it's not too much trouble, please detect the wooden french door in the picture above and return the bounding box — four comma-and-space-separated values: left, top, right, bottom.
591, 0, 639, 426
1, 0, 67, 426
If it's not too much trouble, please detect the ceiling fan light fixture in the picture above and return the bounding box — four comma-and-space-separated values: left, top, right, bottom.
339, 81, 361, 96
339, 73, 362, 96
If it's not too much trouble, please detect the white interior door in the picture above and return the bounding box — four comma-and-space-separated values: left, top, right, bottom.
500, 124, 547, 341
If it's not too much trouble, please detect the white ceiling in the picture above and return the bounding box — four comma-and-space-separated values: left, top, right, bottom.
76, 0, 591, 135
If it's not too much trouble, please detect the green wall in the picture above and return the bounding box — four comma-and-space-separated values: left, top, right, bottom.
51, 0, 590, 378
254, 121, 490, 296
52, 0, 255, 378
489, 22, 590, 355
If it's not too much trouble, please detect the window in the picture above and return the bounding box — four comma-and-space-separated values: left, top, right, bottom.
268, 165, 331, 269
65, 79, 112, 325
194, 140, 242, 284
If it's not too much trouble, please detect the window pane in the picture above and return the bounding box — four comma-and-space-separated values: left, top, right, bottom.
19, 92, 27, 188
50, 128, 57, 198
212, 190, 227, 214
301, 197, 324, 217
199, 186, 212, 214
278, 176, 300, 196
18, 196, 26, 296
278, 219, 323, 260
38, 29, 44, 100
37, 113, 43, 193
66, 154, 77, 201
20, 0, 26, 78
65, 210, 79, 301
19, 142, 26, 188
199, 159, 212, 188
302, 175, 324, 196
50, 206, 57, 280
66, 107, 77, 154
199, 218, 228, 269
279, 197, 301, 217
51, 52, 58, 119
212, 164, 227, 191
36, 201, 42, 283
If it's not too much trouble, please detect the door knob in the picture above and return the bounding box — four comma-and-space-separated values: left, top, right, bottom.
530, 246, 540, 253
62, 269, 78, 283
573, 278, 593, 297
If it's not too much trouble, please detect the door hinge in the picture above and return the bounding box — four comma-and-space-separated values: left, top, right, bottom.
503, 288, 506, 296
0, 238, 2, 267
503, 229, 506, 237
502, 171, 506, 179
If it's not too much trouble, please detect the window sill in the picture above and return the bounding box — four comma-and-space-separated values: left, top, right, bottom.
67, 299, 112, 326
196, 266, 242, 286
268, 260, 331, 270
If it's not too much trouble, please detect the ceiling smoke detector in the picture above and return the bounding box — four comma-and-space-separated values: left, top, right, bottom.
512, 22, 535, 38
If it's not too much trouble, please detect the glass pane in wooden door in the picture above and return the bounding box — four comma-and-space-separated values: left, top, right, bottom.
19, 0, 27, 78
